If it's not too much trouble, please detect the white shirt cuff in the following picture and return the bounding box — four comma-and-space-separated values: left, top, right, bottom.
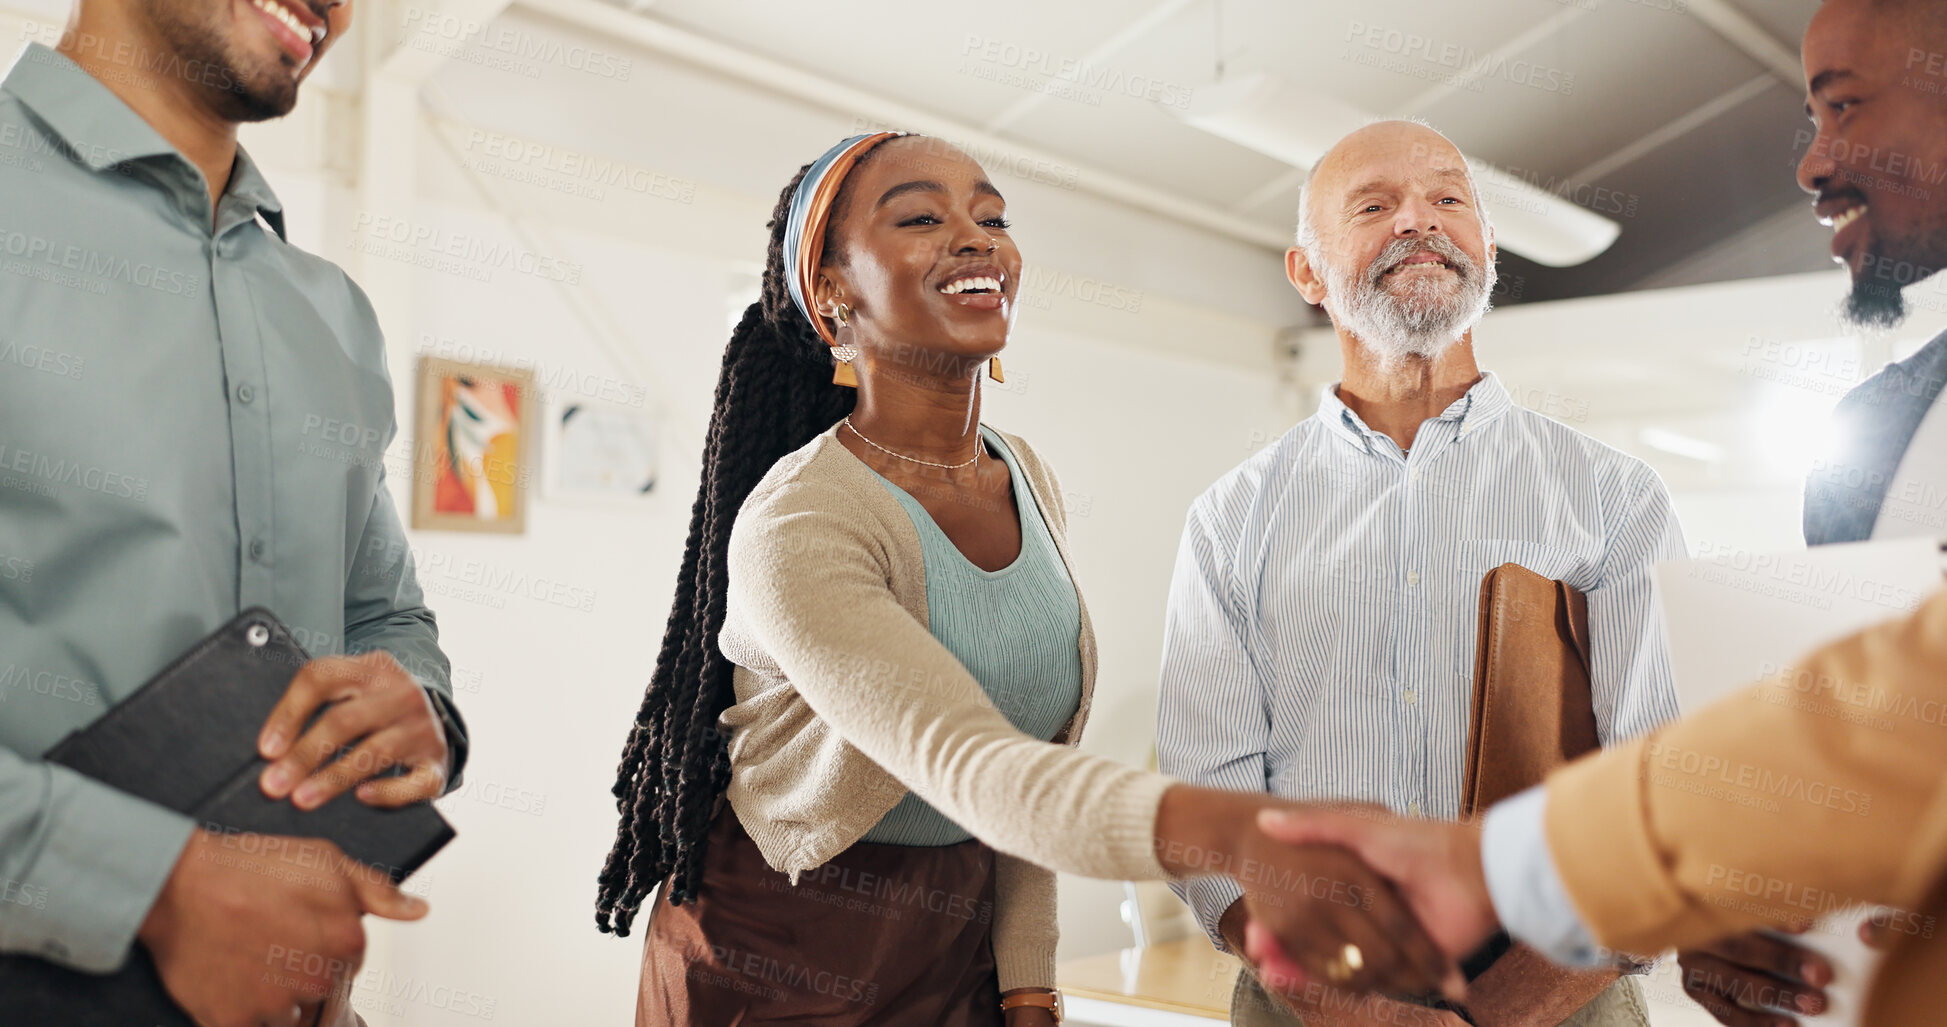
1480, 785, 1605, 967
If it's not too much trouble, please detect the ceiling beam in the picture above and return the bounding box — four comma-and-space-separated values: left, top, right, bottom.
1632, 198, 1826, 291
1233, 165, 1307, 218
520, 0, 1292, 251
1566, 71, 1774, 187
1390, 6, 1595, 116
1684, 0, 1804, 88
981, 0, 1199, 134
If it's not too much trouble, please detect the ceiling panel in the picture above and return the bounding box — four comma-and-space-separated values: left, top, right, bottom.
1214, 0, 1570, 116
647, 0, 1193, 128
585, 0, 1826, 304
997, 96, 1296, 204
433, 10, 855, 200
1494, 80, 1827, 302
1419, 3, 1771, 181
1724, 0, 1824, 57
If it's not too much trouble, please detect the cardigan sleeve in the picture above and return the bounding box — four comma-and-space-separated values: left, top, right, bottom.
722, 474, 1172, 884
1543, 588, 1947, 957
990, 852, 1059, 991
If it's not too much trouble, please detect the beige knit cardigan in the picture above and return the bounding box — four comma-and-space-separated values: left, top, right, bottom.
716, 422, 1174, 991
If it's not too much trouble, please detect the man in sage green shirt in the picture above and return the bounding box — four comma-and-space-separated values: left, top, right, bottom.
0, 0, 466, 1023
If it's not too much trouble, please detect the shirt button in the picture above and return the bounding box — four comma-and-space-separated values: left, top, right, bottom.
248, 538, 267, 562
1409, 467, 1421, 482
1406, 571, 1420, 586
236, 384, 254, 404
1403, 690, 1418, 705
1408, 801, 1422, 817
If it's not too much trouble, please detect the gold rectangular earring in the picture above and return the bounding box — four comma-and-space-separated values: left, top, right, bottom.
831, 341, 860, 388
988, 357, 1005, 383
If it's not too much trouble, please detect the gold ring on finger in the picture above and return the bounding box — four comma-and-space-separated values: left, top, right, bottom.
1325, 942, 1364, 982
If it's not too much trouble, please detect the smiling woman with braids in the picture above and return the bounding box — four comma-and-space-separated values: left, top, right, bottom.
596, 133, 1463, 1026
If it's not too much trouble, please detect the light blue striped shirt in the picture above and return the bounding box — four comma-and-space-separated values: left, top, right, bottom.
1157, 372, 1685, 948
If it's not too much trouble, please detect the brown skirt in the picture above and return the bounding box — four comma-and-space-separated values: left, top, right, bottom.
636, 809, 1005, 1027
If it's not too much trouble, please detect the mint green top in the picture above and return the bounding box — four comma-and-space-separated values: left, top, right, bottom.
859, 427, 1084, 846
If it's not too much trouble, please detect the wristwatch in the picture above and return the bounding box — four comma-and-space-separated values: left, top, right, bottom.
999, 990, 1064, 1022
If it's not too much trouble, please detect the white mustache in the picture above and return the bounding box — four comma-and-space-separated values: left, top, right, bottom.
1365, 237, 1475, 286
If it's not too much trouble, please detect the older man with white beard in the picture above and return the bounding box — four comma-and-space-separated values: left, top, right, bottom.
1156, 120, 1684, 1027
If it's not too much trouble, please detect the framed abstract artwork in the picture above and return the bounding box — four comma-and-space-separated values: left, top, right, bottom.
412, 356, 535, 534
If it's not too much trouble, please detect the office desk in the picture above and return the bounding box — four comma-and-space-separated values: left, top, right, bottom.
1059, 937, 1241, 1026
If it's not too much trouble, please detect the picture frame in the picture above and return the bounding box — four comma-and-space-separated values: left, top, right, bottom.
411, 356, 536, 534
542, 396, 661, 505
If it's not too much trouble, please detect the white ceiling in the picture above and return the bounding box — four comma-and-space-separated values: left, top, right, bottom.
7, 0, 1833, 305
619, 0, 1833, 303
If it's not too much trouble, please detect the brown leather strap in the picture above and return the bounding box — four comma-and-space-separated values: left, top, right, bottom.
1000, 991, 1064, 1020
1557, 581, 1593, 677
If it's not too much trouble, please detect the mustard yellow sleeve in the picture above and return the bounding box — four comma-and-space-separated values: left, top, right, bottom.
1544, 588, 1947, 956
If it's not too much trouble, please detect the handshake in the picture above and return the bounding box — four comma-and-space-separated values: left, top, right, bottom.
1161, 794, 1502, 1011
1171, 793, 1876, 1026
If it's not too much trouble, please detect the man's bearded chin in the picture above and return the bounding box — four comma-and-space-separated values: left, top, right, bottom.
1324, 236, 1497, 370
148, 2, 301, 121
1845, 268, 1909, 330
1841, 211, 1947, 331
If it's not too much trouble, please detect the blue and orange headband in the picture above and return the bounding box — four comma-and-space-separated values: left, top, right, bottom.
783, 131, 908, 347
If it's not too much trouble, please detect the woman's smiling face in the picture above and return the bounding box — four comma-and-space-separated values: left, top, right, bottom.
814, 137, 1022, 380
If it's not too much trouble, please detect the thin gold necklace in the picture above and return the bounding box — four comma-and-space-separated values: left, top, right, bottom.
843, 416, 981, 471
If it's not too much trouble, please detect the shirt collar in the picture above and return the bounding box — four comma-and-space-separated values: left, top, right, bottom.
227, 145, 286, 239
1314, 381, 1373, 451
1314, 370, 1515, 452
4, 44, 285, 238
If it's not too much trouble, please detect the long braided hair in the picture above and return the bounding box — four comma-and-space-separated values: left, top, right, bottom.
594, 155, 875, 936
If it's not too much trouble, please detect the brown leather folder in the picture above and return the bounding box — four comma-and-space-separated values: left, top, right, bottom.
1461, 562, 1602, 818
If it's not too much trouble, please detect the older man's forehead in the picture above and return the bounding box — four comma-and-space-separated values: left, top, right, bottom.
1406, 138, 1469, 172
1333, 159, 1472, 198
1331, 125, 1464, 173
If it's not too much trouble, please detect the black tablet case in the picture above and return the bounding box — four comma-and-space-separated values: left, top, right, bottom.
0, 608, 455, 1025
